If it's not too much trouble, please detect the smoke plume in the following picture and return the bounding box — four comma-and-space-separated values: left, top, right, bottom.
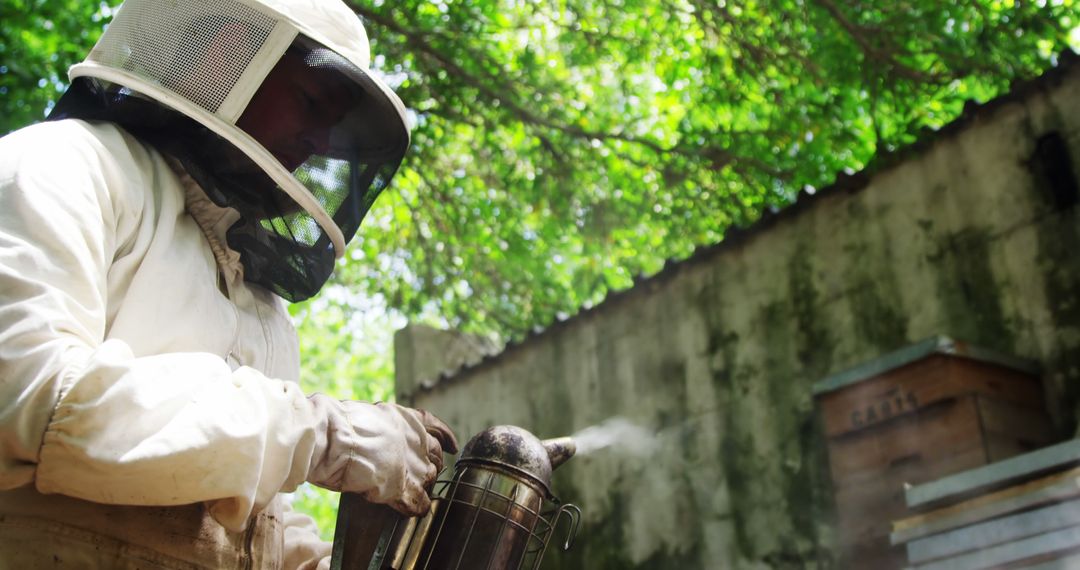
571, 417, 660, 457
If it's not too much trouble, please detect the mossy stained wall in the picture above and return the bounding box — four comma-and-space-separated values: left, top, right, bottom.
396, 67, 1080, 569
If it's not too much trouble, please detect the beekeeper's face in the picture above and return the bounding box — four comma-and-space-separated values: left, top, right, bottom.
237, 48, 360, 172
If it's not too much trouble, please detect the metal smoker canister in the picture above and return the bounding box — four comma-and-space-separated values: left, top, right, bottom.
331, 425, 582, 570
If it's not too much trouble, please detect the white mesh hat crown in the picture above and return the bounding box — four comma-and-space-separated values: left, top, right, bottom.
65, 0, 410, 300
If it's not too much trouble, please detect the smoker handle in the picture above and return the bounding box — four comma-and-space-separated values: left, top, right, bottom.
554, 504, 582, 551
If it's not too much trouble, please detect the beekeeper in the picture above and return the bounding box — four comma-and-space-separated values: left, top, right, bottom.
0, 0, 458, 568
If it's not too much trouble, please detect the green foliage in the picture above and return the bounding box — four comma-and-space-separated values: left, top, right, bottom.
337, 0, 1079, 339
289, 291, 397, 403
0, 1, 118, 129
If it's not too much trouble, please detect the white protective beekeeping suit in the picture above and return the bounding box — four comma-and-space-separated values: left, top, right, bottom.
0, 0, 453, 568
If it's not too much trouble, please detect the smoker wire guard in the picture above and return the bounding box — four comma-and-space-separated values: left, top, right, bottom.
331, 463, 582, 569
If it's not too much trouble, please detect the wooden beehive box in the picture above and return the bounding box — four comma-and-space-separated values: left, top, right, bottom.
811, 337, 1058, 568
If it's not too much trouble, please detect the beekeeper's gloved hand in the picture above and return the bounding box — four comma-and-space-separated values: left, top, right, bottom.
306, 395, 460, 517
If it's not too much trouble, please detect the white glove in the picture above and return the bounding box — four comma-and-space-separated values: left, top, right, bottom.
306, 395, 459, 517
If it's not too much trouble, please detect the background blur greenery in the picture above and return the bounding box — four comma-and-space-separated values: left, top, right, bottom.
2, 0, 1078, 542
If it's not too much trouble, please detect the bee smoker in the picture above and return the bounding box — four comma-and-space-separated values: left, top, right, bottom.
330, 425, 582, 570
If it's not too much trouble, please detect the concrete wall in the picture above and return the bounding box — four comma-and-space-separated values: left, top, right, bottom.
394, 63, 1080, 569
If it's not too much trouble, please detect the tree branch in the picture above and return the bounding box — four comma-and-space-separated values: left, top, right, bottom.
350, 4, 688, 157
811, 0, 942, 84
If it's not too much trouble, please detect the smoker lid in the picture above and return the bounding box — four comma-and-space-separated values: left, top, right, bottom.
457, 425, 576, 491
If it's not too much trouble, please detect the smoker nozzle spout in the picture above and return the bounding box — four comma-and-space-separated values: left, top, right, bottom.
542, 437, 576, 471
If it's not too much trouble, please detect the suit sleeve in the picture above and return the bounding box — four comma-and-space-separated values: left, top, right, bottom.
0, 123, 325, 532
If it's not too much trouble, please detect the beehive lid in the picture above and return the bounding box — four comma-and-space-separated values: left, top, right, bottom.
811, 336, 1040, 397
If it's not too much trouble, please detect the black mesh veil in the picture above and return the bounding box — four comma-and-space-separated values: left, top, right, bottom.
48, 40, 407, 302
